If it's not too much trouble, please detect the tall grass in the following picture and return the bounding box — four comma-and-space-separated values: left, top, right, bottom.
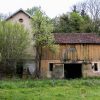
0, 78, 100, 100
0, 78, 100, 89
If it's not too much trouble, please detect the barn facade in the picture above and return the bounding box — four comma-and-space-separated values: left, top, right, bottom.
4, 9, 100, 79
41, 33, 100, 79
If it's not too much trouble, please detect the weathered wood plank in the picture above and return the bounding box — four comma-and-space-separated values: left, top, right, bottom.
42, 44, 100, 61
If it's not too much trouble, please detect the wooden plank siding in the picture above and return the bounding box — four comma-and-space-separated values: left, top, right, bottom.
41, 44, 100, 61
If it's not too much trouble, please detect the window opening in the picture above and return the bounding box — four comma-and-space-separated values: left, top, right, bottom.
49, 63, 53, 71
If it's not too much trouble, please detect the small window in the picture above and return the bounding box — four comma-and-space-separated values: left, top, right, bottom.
19, 18, 23, 23
49, 63, 53, 71
94, 63, 98, 71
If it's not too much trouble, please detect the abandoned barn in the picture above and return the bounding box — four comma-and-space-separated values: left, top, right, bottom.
41, 33, 100, 79
1, 9, 100, 79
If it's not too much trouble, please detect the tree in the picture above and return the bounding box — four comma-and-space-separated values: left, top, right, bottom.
74, 0, 100, 33
26, 7, 41, 16
69, 12, 85, 32
52, 14, 73, 33
53, 12, 86, 33
31, 8, 54, 77
52, 17, 60, 33
52, 2, 91, 33
0, 21, 30, 75
72, 5, 77, 13
75, 2, 87, 16
87, 0, 100, 33
59, 14, 71, 32
53, 12, 81, 33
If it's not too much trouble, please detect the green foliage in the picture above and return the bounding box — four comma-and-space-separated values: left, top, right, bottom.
26, 7, 41, 16
0, 21, 30, 62
52, 15, 72, 33
70, 12, 85, 32
53, 12, 87, 33
32, 8, 54, 47
82, 15, 94, 33
52, 7, 99, 33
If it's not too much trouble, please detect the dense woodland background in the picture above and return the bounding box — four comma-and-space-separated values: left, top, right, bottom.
26, 0, 100, 34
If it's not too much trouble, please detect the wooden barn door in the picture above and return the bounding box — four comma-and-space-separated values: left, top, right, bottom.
53, 64, 64, 79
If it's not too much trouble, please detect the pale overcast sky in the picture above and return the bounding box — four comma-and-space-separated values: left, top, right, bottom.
0, 0, 84, 18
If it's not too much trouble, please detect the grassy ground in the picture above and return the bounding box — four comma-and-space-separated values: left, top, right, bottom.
0, 78, 100, 100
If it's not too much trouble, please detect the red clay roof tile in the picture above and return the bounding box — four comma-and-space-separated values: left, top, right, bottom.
54, 33, 100, 44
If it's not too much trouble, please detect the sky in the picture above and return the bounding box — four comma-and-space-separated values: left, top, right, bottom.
0, 0, 84, 18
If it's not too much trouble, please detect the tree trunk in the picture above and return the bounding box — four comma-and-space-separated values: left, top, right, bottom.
35, 46, 42, 78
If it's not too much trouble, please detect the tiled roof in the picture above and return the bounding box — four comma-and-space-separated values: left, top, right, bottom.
6, 8, 32, 21
54, 33, 100, 44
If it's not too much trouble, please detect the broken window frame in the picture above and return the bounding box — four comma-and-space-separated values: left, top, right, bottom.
92, 62, 100, 72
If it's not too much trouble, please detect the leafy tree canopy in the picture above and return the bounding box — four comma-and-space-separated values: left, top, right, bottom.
31, 7, 54, 47
0, 21, 30, 63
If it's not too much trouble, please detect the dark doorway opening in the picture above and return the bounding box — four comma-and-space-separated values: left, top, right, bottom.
16, 62, 23, 78
64, 63, 82, 79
